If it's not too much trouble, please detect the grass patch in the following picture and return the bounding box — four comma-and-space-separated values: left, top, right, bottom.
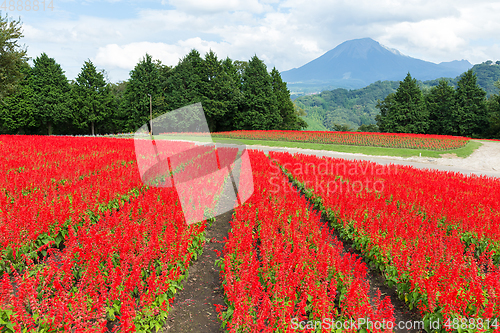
448, 140, 482, 158
136, 135, 482, 159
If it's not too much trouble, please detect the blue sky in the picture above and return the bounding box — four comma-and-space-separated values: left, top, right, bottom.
5, 0, 500, 83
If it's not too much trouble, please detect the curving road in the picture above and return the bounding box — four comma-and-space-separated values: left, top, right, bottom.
235, 139, 500, 179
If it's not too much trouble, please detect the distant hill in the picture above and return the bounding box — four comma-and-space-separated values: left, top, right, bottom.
295, 61, 500, 131
282, 37, 472, 96
424, 60, 500, 97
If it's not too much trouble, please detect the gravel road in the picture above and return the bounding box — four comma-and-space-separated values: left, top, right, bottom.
237, 139, 500, 178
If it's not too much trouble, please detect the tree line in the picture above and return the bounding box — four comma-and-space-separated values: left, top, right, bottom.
375, 71, 500, 138
0, 15, 306, 135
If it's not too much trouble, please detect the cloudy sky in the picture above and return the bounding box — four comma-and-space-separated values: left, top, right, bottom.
8, 0, 500, 83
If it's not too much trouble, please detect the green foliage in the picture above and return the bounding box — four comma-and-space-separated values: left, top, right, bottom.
300, 112, 329, 131
296, 61, 500, 134
486, 80, 500, 138
106, 81, 128, 133
452, 69, 488, 137
0, 48, 309, 135
419, 61, 500, 97
235, 55, 282, 130
70, 60, 114, 135
201, 51, 240, 132
376, 70, 489, 136
164, 49, 203, 111
426, 79, 455, 135
357, 124, 379, 132
270, 67, 307, 130
119, 54, 164, 132
109, 81, 127, 107
375, 73, 429, 134
0, 62, 36, 133
164, 50, 241, 132
296, 81, 399, 131
375, 93, 394, 133
0, 14, 28, 100
331, 123, 354, 132
468, 61, 500, 97
31, 53, 71, 135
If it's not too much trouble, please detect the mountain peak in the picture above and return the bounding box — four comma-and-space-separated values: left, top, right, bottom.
380, 43, 406, 57
326, 38, 387, 59
281, 37, 472, 90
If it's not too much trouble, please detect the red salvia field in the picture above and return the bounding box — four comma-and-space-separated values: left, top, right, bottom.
210, 130, 471, 150
268, 151, 500, 332
0, 135, 218, 331
0, 133, 498, 332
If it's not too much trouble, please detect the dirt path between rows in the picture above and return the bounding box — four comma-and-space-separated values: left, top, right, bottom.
160, 211, 232, 333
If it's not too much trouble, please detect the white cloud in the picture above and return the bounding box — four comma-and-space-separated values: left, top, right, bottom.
374, 1, 500, 63
19, 0, 500, 82
93, 38, 233, 70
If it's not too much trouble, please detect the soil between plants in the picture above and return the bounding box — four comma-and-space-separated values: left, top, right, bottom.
160, 210, 233, 333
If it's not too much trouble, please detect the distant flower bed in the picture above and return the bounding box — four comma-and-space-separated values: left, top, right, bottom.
211, 130, 471, 150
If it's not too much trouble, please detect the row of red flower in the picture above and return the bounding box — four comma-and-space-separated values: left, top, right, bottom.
0, 136, 148, 276
370, 165, 500, 262
269, 151, 500, 332
0, 136, 220, 331
210, 130, 470, 150
217, 150, 395, 332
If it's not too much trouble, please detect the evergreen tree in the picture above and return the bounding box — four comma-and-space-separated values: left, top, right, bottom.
233, 60, 248, 85
270, 67, 307, 130
216, 57, 242, 131
236, 55, 282, 130
222, 57, 242, 91
164, 49, 204, 112
0, 14, 28, 99
0, 62, 36, 133
487, 81, 500, 138
452, 69, 488, 137
426, 79, 455, 135
375, 93, 395, 133
154, 60, 171, 118
71, 60, 114, 135
120, 54, 163, 132
199, 51, 240, 132
31, 53, 71, 135
107, 81, 128, 133
375, 73, 428, 133
393, 73, 429, 133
